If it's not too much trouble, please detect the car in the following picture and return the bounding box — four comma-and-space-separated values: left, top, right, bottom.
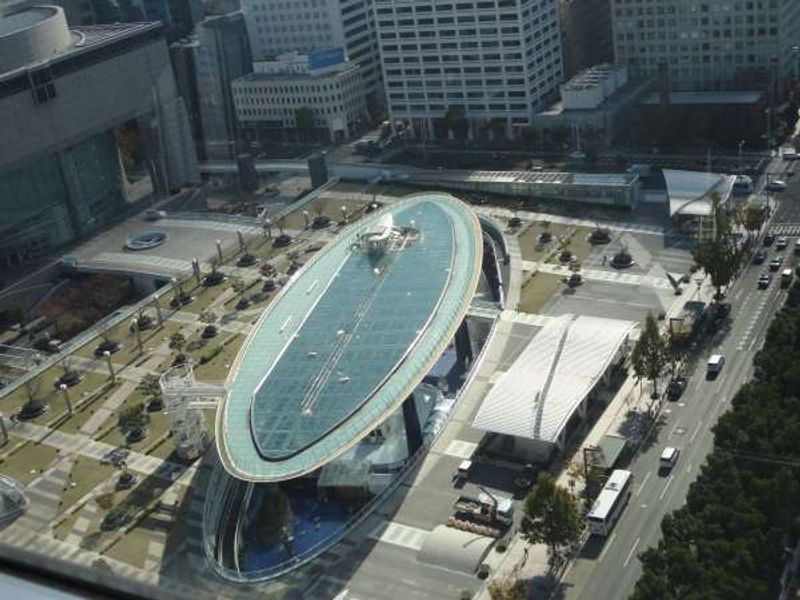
776, 236, 789, 250
144, 209, 166, 221
666, 376, 687, 401
764, 232, 775, 247
753, 250, 767, 264
770, 255, 784, 271
758, 272, 772, 289
766, 179, 787, 192
707, 354, 725, 376
659, 447, 681, 473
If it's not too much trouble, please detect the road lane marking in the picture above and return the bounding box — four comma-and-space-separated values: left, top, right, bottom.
686, 461, 693, 473
669, 422, 680, 438
598, 532, 617, 562
718, 394, 727, 404
659, 475, 674, 500
623, 537, 641, 567
689, 421, 703, 443
636, 471, 652, 498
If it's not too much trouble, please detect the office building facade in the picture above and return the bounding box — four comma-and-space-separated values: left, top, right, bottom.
611, 0, 800, 95
375, 0, 563, 140
232, 51, 367, 142
241, 0, 382, 101
559, 0, 613, 77
0, 6, 196, 266
171, 10, 253, 160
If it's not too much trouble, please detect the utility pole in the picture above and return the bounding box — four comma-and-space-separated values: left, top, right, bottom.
738, 140, 745, 174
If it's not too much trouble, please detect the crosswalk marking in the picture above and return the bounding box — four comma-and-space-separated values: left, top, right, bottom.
769, 223, 800, 235
368, 521, 429, 552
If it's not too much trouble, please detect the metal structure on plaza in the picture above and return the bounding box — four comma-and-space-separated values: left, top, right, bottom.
159, 363, 226, 461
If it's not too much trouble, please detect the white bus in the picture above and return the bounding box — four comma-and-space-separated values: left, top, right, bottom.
586, 469, 633, 536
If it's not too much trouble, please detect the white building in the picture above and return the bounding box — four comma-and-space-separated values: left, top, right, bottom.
611, 0, 800, 95
241, 0, 382, 101
232, 52, 368, 142
375, 0, 563, 140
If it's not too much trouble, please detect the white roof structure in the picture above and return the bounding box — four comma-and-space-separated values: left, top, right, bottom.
664, 169, 735, 217
472, 314, 635, 447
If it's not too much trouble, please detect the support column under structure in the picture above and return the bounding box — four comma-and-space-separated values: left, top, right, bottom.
402, 394, 423, 457
454, 320, 473, 369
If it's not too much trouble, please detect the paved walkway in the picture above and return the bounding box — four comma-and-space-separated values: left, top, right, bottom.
474, 206, 665, 235
522, 260, 681, 291
8, 420, 194, 482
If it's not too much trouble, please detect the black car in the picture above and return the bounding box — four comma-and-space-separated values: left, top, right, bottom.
764, 233, 775, 247
667, 377, 687, 401
753, 250, 767, 264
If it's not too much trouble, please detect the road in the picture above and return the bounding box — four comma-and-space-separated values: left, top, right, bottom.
562, 179, 797, 600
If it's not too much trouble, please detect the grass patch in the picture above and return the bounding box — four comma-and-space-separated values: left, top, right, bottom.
193, 334, 244, 381
517, 222, 571, 262
98, 408, 171, 455
182, 284, 233, 315
104, 522, 152, 569
60, 457, 117, 510
0, 438, 59, 485
517, 272, 564, 314
56, 380, 118, 435
53, 511, 81, 541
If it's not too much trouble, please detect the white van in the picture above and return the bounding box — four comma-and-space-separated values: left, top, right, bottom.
660, 447, 681, 472
707, 354, 725, 374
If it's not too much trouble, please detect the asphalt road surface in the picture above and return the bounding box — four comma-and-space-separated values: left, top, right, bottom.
561, 230, 796, 600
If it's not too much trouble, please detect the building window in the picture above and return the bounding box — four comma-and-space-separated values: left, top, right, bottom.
29, 67, 57, 105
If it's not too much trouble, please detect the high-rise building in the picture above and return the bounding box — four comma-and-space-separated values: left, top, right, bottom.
559, 0, 613, 77
611, 0, 800, 96
375, 0, 563, 139
0, 5, 196, 266
171, 10, 253, 160
241, 0, 382, 102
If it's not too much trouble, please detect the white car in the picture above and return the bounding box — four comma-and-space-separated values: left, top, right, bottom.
707, 354, 725, 374
766, 179, 787, 192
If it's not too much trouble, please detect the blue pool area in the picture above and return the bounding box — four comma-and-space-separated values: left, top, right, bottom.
242, 491, 350, 573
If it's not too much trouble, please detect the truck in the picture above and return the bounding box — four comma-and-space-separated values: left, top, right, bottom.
781, 268, 794, 288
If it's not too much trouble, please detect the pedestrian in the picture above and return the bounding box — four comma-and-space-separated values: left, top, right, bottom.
602, 255, 607, 266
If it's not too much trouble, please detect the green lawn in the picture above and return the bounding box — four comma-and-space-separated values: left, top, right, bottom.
181, 284, 232, 315
517, 222, 571, 262
517, 272, 564, 314
98, 408, 171, 455
53, 511, 81, 541
57, 380, 118, 435
0, 438, 59, 485
104, 523, 152, 568
280, 197, 367, 231
60, 457, 117, 511
193, 334, 245, 381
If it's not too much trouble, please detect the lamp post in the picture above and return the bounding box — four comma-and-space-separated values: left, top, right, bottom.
303, 210, 309, 227
264, 219, 272, 239
171, 276, 184, 306
0, 412, 8, 445
341, 205, 348, 224
738, 140, 745, 174
151, 294, 163, 328
215, 239, 224, 264
59, 383, 73, 416
102, 350, 116, 383
131, 317, 143, 355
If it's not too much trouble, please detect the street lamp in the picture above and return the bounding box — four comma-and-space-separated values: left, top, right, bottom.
264, 219, 272, 239
151, 293, 163, 327
59, 383, 73, 416
0, 412, 8, 445
303, 210, 310, 227
102, 350, 116, 383
341, 205, 348, 224
215, 239, 224, 264
738, 140, 745, 174
131, 317, 143, 355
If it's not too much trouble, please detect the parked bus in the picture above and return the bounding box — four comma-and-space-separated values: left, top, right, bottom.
586, 469, 633, 536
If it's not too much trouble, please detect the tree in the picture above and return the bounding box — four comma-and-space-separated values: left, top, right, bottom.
631, 313, 669, 398
487, 578, 527, 600
741, 205, 767, 241
520, 472, 581, 570
294, 107, 315, 140
444, 105, 469, 139
692, 193, 741, 303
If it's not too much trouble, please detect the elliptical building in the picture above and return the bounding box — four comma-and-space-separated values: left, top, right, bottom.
203, 193, 494, 580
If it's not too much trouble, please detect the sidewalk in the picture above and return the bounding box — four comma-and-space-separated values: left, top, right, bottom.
477, 275, 718, 598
